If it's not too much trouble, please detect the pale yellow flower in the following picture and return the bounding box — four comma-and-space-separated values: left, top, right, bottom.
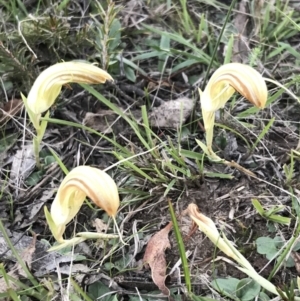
185, 203, 279, 296
199, 63, 268, 154
186, 204, 241, 263
45, 166, 120, 249
27, 61, 113, 115
23, 61, 113, 169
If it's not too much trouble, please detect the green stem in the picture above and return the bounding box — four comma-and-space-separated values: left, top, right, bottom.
33, 136, 41, 169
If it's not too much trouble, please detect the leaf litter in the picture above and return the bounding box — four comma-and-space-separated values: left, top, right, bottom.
0, 228, 86, 278
0, 98, 23, 125
0, 233, 36, 292
143, 221, 173, 297
149, 97, 195, 129
83, 97, 195, 134
9, 143, 36, 188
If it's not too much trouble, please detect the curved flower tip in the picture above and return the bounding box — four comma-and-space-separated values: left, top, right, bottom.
48, 166, 120, 243
186, 203, 240, 263
27, 61, 113, 115
186, 204, 218, 234
186, 203, 281, 297
199, 63, 268, 152
200, 63, 268, 113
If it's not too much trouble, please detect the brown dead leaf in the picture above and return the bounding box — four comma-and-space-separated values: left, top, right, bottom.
83, 110, 119, 134
149, 97, 195, 129
83, 108, 142, 134
92, 218, 108, 232
0, 98, 23, 125
291, 252, 300, 275
143, 222, 173, 297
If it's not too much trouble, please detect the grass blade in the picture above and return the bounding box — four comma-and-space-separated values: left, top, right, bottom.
168, 198, 191, 293
0, 220, 46, 296
252, 117, 275, 150
81, 84, 151, 150
202, 0, 238, 89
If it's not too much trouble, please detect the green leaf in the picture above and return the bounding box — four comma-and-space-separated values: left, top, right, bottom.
211, 278, 239, 295
48, 147, 69, 175
25, 170, 44, 186
160, 35, 170, 51
190, 293, 217, 301
181, 149, 204, 160
258, 291, 270, 301
70, 277, 93, 301
267, 223, 276, 232
293, 241, 300, 251
1, 81, 13, 91
265, 206, 285, 216
129, 297, 147, 301
273, 236, 284, 248
88, 282, 116, 301
256, 237, 284, 261
124, 65, 136, 82
47, 237, 87, 252
268, 214, 291, 226
69, 293, 83, 301
291, 188, 300, 218
215, 134, 227, 150
171, 59, 198, 73
236, 278, 261, 301
285, 256, 295, 268
252, 117, 275, 150
44, 155, 56, 166
256, 237, 277, 255
118, 55, 147, 76
108, 19, 121, 51
142, 24, 212, 65
195, 139, 225, 162
237, 267, 279, 296
252, 199, 265, 216
132, 50, 163, 61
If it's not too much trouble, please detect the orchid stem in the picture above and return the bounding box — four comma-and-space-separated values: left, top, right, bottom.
33, 136, 41, 169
